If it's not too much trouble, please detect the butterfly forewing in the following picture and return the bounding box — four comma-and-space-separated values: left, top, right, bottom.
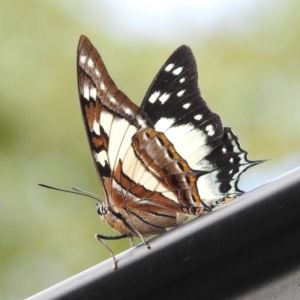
77, 36, 204, 239
77, 36, 153, 198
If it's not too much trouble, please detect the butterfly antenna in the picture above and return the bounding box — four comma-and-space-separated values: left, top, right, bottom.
71, 186, 104, 202
38, 183, 103, 202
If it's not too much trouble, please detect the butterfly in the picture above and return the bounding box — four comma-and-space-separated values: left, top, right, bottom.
77, 35, 261, 269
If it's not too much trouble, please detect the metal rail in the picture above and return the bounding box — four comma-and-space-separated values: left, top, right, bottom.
27, 167, 300, 300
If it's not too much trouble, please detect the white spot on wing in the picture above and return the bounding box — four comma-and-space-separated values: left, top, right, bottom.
238, 154, 248, 165
125, 108, 133, 116
93, 120, 100, 135
149, 91, 160, 103
183, 103, 191, 109
173, 67, 183, 75
83, 84, 90, 100
100, 82, 106, 91
196, 173, 223, 207
205, 125, 215, 136
154, 117, 175, 132
159, 93, 170, 104
88, 58, 94, 68
95, 69, 100, 77
109, 96, 116, 103
194, 114, 202, 121
180, 77, 186, 83
80, 55, 87, 64
165, 63, 174, 72
90, 87, 97, 101
94, 150, 107, 167
177, 90, 185, 97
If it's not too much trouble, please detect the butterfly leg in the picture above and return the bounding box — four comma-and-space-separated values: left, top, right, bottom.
129, 236, 135, 247
129, 227, 150, 249
95, 233, 127, 270
121, 217, 151, 249
126, 220, 151, 249
139, 235, 151, 249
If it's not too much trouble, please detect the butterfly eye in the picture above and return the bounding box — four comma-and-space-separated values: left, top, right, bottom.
96, 203, 101, 215
96, 203, 107, 216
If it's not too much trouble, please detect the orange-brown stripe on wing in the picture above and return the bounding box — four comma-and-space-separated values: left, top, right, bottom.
108, 160, 188, 235
112, 159, 181, 206
131, 127, 205, 214
81, 94, 110, 154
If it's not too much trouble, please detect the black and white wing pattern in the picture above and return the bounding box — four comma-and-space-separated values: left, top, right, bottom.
141, 45, 261, 207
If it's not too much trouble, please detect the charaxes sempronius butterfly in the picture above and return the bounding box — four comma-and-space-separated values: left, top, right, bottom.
75, 35, 261, 269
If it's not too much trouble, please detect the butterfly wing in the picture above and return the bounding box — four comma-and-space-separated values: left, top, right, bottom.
77, 36, 204, 237
141, 45, 260, 206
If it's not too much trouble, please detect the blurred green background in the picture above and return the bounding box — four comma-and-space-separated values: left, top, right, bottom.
1, 0, 300, 299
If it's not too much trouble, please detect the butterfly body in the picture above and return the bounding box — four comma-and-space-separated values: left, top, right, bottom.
77, 35, 261, 267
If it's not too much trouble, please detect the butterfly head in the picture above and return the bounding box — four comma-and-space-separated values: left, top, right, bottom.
95, 202, 134, 236
96, 202, 107, 216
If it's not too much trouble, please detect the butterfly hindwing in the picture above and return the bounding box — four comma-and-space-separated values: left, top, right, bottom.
141, 46, 224, 167
131, 127, 204, 212
141, 45, 260, 205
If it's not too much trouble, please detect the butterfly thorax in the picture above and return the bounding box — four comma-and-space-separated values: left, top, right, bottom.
97, 202, 135, 236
